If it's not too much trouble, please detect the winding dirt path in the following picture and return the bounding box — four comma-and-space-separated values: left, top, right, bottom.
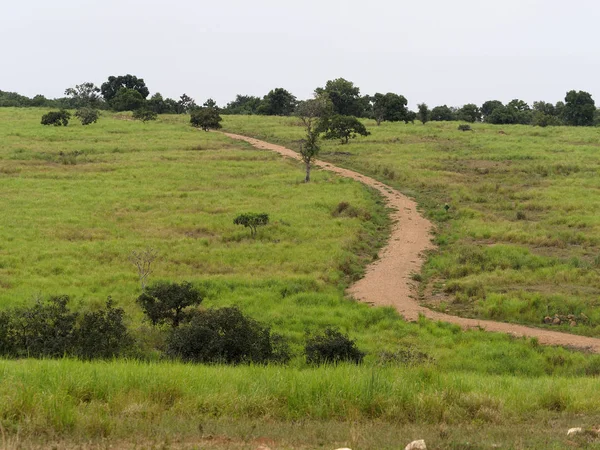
223, 132, 600, 352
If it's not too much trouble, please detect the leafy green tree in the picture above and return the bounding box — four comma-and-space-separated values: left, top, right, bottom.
323, 115, 370, 144
224, 95, 262, 115
430, 105, 455, 121
75, 107, 99, 125
233, 213, 269, 237
487, 100, 531, 125
177, 93, 197, 114
203, 98, 218, 109
371, 92, 409, 125
563, 90, 595, 126
531, 111, 562, 127
417, 103, 430, 124
137, 281, 202, 328
481, 100, 503, 122
111, 88, 145, 111
65, 82, 102, 108
30, 95, 49, 107
295, 95, 332, 182
258, 88, 297, 116
101, 74, 149, 102
41, 110, 71, 126
148, 93, 169, 114
190, 107, 222, 131
456, 104, 481, 122
132, 108, 157, 122
404, 111, 417, 124
315, 78, 364, 116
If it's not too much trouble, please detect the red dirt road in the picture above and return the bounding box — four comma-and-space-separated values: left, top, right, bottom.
223, 132, 600, 353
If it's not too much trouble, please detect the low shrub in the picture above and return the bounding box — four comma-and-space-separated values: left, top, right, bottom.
132, 108, 157, 122
41, 110, 70, 126
166, 306, 290, 364
305, 327, 365, 365
458, 124, 472, 131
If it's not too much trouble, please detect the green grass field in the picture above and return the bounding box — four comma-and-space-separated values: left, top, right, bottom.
2, 109, 600, 448
223, 115, 600, 337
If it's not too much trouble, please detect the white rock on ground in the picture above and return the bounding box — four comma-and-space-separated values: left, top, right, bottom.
405, 440, 427, 450
567, 427, 583, 436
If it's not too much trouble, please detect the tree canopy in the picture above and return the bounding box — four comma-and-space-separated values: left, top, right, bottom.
101, 75, 149, 102
315, 78, 363, 117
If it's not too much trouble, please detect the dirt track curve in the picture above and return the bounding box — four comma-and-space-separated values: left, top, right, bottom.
223, 132, 600, 353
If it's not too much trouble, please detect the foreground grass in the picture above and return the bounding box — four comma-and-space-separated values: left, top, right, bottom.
223, 115, 600, 337
2, 359, 600, 449
4, 109, 600, 448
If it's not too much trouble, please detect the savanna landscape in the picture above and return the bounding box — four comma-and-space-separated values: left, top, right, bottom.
2, 76, 600, 450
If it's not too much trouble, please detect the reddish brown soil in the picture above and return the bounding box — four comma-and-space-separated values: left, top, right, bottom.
223, 132, 600, 353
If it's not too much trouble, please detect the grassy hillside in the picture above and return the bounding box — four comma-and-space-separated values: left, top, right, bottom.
2, 110, 600, 448
223, 115, 600, 337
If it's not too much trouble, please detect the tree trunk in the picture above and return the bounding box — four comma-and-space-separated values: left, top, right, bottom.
305, 161, 311, 183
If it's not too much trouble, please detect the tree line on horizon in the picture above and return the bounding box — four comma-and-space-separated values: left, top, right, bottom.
1, 74, 598, 127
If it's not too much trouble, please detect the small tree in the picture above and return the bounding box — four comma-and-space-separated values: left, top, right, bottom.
417, 103, 430, 124
137, 281, 202, 328
75, 107, 99, 125
233, 213, 269, 237
41, 110, 71, 126
323, 115, 370, 144
129, 247, 158, 290
133, 108, 157, 123
190, 107, 222, 131
295, 94, 332, 182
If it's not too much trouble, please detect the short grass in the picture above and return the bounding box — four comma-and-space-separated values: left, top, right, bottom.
3, 109, 600, 448
223, 115, 600, 337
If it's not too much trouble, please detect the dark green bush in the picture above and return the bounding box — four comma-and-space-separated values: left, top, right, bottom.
41, 110, 70, 126
166, 306, 290, 364
305, 327, 365, 365
11, 296, 77, 358
73, 299, 133, 360
137, 281, 202, 327
458, 124, 472, 131
0, 296, 133, 360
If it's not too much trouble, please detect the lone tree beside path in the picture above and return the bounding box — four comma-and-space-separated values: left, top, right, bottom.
295, 95, 332, 182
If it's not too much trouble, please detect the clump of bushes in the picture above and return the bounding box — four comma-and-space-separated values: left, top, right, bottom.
0, 296, 132, 359
458, 124, 472, 131
166, 306, 290, 364
305, 327, 365, 365
41, 110, 71, 126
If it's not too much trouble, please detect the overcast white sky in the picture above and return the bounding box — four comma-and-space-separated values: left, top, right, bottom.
2, 0, 598, 108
